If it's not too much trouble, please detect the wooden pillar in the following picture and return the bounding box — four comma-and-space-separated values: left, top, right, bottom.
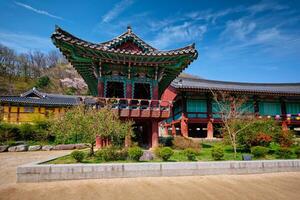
253, 95, 259, 116
206, 93, 212, 118
207, 120, 214, 139
96, 135, 102, 148
180, 114, 188, 137
280, 97, 287, 118
126, 83, 132, 98
152, 84, 159, 100
97, 81, 104, 97
97, 61, 104, 97
151, 120, 159, 148
171, 124, 176, 136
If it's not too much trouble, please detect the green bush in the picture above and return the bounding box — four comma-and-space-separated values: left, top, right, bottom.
35, 76, 50, 88
128, 146, 143, 161
234, 119, 282, 150
155, 147, 174, 161
0, 122, 20, 143
251, 146, 269, 158
172, 136, 200, 150
183, 148, 198, 161
275, 147, 293, 159
211, 145, 224, 160
159, 136, 173, 147
71, 150, 85, 162
95, 147, 118, 161
295, 147, 300, 159
116, 148, 128, 160
19, 123, 36, 141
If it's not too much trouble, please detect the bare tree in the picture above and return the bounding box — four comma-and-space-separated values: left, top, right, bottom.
211, 90, 255, 158
0, 44, 17, 93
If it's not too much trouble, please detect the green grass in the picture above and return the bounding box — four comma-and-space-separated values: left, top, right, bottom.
45, 142, 299, 164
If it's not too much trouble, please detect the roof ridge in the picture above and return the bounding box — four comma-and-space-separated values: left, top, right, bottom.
177, 77, 300, 86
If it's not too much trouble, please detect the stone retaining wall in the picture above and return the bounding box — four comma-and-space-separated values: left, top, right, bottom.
17, 159, 300, 183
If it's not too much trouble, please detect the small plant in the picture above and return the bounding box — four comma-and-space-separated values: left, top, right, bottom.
155, 147, 174, 161
211, 145, 224, 160
183, 148, 198, 161
295, 147, 300, 159
71, 150, 85, 162
172, 136, 200, 150
251, 146, 269, 158
95, 147, 118, 161
128, 146, 143, 161
275, 147, 293, 159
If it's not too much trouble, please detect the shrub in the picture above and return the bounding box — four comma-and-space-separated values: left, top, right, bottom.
19, 123, 36, 140
0, 122, 20, 143
159, 136, 173, 147
155, 147, 174, 161
128, 146, 143, 161
251, 146, 269, 158
95, 147, 118, 161
71, 150, 85, 162
183, 148, 198, 161
274, 131, 294, 147
235, 119, 282, 150
211, 145, 224, 160
268, 142, 280, 154
295, 147, 300, 159
255, 133, 272, 147
35, 76, 50, 88
275, 147, 293, 159
172, 136, 200, 150
116, 148, 128, 160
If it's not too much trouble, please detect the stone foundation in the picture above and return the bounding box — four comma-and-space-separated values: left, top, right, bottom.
17, 159, 300, 183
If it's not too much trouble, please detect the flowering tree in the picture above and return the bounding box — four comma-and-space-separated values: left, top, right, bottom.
211, 90, 255, 158
50, 106, 133, 155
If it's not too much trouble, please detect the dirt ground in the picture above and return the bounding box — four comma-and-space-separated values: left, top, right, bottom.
0, 151, 300, 200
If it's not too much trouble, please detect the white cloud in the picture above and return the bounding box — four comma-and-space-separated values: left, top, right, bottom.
248, 0, 288, 14
102, 0, 134, 23
221, 19, 256, 41
15, 1, 63, 20
150, 22, 207, 49
0, 31, 54, 53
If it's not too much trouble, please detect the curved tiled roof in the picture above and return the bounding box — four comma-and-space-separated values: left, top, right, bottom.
51, 26, 197, 57
171, 77, 300, 96
0, 88, 82, 106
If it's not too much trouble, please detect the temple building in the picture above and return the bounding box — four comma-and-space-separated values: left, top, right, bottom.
51, 25, 197, 148
0, 88, 81, 123
1, 26, 300, 147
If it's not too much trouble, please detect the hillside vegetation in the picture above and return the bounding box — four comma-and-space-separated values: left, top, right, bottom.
0, 43, 87, 96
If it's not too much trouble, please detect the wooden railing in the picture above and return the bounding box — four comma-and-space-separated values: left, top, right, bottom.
92, 97, 173, 118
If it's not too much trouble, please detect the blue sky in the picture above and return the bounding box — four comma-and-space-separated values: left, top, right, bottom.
0, 0, 300, 83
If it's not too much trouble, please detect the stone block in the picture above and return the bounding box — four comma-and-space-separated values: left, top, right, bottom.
15, 144, 28, 152
28, 145, 42, 151
53, 144, 75, 150
8, 146, 17, 152
74, 143, 88, 149
0, 145, 9, 152
139, 150, 154, 161
42, 145, 53, 151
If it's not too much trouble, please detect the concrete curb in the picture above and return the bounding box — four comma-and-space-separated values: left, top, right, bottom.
16, 158, 300, 183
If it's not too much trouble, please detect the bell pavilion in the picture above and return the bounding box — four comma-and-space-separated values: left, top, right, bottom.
51, 25, 198, 148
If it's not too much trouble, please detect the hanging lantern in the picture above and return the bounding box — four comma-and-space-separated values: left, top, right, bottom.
296, 116, 300, 120
267, 115, 271, 119
287, 114, 292, 118
298, 113, 300, 117
258, 116, 262, 119
275, 115, 281, 120
287, 117, 291, 121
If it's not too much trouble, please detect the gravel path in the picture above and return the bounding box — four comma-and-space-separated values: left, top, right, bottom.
0, 151, 300, 200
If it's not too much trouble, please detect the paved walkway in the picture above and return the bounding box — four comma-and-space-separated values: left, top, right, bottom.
0, 151, 300, 200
